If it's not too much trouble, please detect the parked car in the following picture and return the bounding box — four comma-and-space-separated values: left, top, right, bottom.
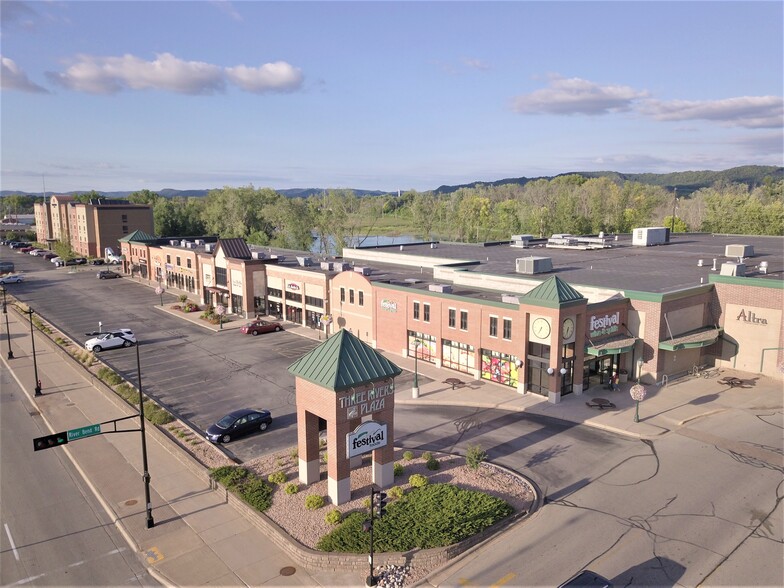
9, 242, 29, 249
206, 408, 272, 443
50, 256, 62, 264
239, 320, 283, 336
84, 329, 136, 352
28, 248, 46, 256
97, 270, 120, 279
0, 273, 24, 284
40, 252, 57, 260
55, 258, 78, 267
73, 257, 87, 265
90, 259, 105, 265
19, 246, 35, 253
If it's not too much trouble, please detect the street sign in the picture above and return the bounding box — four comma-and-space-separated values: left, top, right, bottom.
67, 424, 101, 441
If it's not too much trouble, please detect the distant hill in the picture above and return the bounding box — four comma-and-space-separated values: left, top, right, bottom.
3, 165, 781, 200
432, 165, 784, 197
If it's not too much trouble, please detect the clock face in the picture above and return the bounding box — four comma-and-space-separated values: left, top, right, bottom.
532, 318, 551, 339
562, 318, 575, 339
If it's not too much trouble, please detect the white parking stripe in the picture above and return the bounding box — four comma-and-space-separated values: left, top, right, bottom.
4, 523, 20, 560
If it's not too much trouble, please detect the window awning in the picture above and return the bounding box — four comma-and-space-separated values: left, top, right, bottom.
204, 286, 226, 293
659, 327, 723, 351
585, 334, 638, 357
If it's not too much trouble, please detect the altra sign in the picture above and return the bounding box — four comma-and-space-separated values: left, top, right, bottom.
736, 309, 768, 325
346, 421, 388, 458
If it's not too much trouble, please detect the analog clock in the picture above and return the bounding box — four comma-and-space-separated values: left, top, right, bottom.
562, 318, 575, 339
532, 318, 551, 339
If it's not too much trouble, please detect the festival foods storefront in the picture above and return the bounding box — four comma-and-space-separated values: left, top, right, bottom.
583, 301, 637, 390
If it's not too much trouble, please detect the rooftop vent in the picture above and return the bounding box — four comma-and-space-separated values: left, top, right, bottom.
251, 251, 265, 259
204, 243, 214, 253
296, 256, 313, 267
404, 278, 423, 284
725, 244, 754, 258
354, 266, 372, 276
195, 239, 204, 246
320, 261, 333, 271
720, 262, 746, 277
430, 243, 438, 249
510, 234, 534, 248
759, 261, 769, 274
516, 256, 553, 275
502, 294, 520, 304
169, 239, 179, 246
429, 283, 452, 293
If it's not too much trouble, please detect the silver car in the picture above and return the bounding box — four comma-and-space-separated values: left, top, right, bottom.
85, 329, 136, 352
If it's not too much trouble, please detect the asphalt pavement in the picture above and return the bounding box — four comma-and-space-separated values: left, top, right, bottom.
2, 297, 781, 587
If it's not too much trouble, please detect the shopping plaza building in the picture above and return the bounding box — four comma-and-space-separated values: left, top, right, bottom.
120, 230, 783, 402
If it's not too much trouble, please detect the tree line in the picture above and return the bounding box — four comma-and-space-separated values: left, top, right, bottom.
3, 176, 782, 256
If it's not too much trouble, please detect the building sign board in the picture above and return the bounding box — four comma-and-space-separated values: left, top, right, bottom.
380, 299, 397, 312
736, 309, 768, 325
589, 311, 621, 338
339, 381, 395, 418
346, 420, 388, 458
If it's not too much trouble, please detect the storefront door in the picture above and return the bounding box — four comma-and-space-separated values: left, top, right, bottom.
583, 356, 613, 390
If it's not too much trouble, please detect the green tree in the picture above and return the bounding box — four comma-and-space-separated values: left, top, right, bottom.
129, 189, 160, 206
411, 192, 438, 239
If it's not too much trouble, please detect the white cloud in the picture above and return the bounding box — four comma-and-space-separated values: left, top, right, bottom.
1, 56, 48, 93
209, 0, 243, 21
512, 75, 648, 115
462, 58, 491, 71
225, 61, 304, 93
45, 52, 304, 95
639, 96, 784, 129
47, 53, 225, 95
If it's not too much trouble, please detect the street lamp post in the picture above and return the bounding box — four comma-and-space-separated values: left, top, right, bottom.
135, 342, 155, 528
411, 338, 421, 398
155, 284, 165, 307
1, 286, 13, 359
670, 188, 678, 234
216, 304, 225, 330
24, 308, 41, 396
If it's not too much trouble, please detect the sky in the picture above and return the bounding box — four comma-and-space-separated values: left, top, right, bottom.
1, 1, 782, 194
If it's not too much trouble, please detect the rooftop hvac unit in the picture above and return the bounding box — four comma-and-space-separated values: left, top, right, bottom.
510, 234, 534, 248
720, 262, 746, 277
429, 283, 452, 293
502, 294, 520, 304
251, 251, 265, 259
632, 227, 669, 246
354, 266, 372, 276
180, 240, 187, 247
195, 239, 204, 246
725, 244, 754, 258
169, 239, 179, 246
296, 256, 313, 267
759, 261, 769, 274
430, 243, 438, 249
320, 261, 333, 271
516, 256, 553, 275
204, 243, 214, 253
337, 262, 351, 271
185, 242, 194, 249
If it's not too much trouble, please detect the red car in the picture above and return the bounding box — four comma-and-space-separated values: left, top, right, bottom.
240, 320, 283, 336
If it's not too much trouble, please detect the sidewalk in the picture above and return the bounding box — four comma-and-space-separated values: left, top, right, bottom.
3, 301, 780, 587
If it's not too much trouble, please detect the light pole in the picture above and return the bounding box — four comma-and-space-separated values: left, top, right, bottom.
1, 286, 13, 359
216, 303, 225, 330
24, 308, 41, 396
155, 284, 165, 307
411, 338, 422, 398
670, 188, 678, 234
135, 342, 155, 528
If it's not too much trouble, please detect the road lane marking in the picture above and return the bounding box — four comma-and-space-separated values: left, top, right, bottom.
4, 523, 20, 560
10, 547, 128, 586
491, 572, 517, 587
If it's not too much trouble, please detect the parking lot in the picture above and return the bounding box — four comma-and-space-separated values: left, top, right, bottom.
1, 245, 321, 461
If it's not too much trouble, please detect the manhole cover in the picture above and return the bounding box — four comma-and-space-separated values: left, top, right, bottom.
29, 411, 40, 417
124, 499, 138, 506
280, 567, 296, 577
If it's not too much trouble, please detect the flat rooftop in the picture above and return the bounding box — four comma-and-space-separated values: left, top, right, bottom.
346, 233, 783, 296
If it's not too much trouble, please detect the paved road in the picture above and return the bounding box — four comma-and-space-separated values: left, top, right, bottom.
0, 368, 158, 586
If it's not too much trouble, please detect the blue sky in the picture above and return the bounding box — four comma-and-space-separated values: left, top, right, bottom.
2, 1, 782, 194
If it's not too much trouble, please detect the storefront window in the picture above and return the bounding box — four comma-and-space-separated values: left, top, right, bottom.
527, 341, 551, 396
480, 349, 519, 387
231, 294, 243, 315
305, 295, 323, 308
442, 339, 475, 374
254, 296, 267, 316
267, 287, 282, 299
408, 331, 437, 364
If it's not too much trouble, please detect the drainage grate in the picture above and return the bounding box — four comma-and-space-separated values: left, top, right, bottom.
279, 567, 296, 577
124, 499, 138, 506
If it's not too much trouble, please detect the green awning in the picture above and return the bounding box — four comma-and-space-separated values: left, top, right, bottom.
585, 334, 638, 357
659, 327, 723, 351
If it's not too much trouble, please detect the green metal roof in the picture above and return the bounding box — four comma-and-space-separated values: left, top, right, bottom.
288, 329, 402, 392
521, 276, 586, 308
119, 229, 157, 243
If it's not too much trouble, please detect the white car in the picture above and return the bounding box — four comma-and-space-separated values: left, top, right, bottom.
29, 249, 45, 256
0, 273, 24, 284
85, 329, 136, 352
50, 256, 62, 264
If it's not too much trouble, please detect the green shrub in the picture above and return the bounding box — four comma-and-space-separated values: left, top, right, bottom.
241, 477, 273, 511
393, 463, 405, 477
388, 486, 404, 500
115, 383, 136, 403
285, 483, 299, 495
319, 438, 327, 449
305, 494, 325, 510
290, 447, 299, 460
144, 402, 175, 425
409, 474, 429, 488
210, 466, 249, 489
421, 451, 432, 462
96, 367, 123, 387
321, 451, 328, 464
402, 450, 414, 461
268, 471, 287, 485
363, 497, 372, 509
178, 294, 188, 304
325, 509, 342, 525
465, 443, 488, 471
55, 337, 65, 345
316, 484, 513, 552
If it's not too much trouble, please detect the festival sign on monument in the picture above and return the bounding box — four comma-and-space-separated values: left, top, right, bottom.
346, 421, 388, 458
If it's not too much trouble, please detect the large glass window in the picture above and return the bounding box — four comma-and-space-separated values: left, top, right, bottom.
526, 341, 551, 396
305, 295, 324, 308
442, 339, 475, 374
481, 349, 519, 388
407, 331, 437, 364
287, 292, 302, 303
267, 287, 282, 298
215, 267, 227, 287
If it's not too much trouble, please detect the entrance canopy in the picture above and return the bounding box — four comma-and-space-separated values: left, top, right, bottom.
585, 334, 638, 357
659, 327, 723, 351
